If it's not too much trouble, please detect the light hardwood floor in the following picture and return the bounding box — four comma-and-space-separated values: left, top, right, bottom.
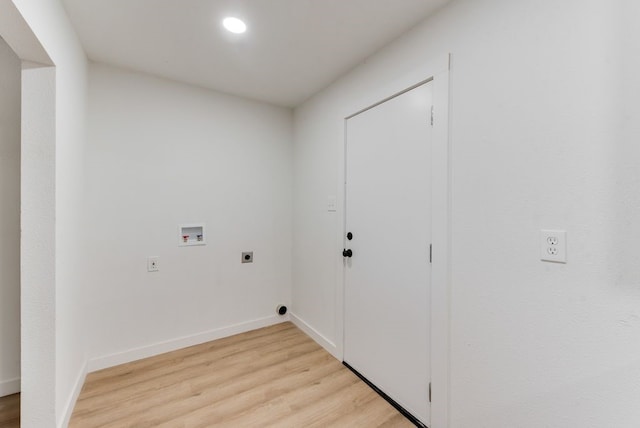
0, 393, 20, 428
70, 322, 414, 427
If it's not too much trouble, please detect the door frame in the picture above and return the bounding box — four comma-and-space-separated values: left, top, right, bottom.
335, 54, 451, 428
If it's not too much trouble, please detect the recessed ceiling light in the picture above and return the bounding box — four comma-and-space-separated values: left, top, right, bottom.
223, 17, 247, 34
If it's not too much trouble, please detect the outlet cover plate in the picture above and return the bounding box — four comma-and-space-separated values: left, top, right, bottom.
147, 256, 160, 272
540, 230, 566, 263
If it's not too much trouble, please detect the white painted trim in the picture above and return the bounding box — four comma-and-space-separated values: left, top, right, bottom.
58, 360, 87, 428
336, 54, 451, 428
290, 313, 339, 359
0, 377, 20, 397
430, 56, 452, 428
338, 54, 450, 120
88, 315, 286, 372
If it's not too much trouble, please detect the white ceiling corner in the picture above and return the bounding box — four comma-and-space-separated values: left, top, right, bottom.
62, 0, 449, 107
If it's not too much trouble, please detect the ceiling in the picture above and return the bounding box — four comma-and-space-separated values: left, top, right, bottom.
62, 0, 449, 107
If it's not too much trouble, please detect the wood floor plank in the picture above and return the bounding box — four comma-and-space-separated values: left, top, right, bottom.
317, 387, 415, 428
86, 322, 294, 384
83, 347, 330, 427
158, 358, 354, 428
70, 322, 413, 427
79, 324, 303, 400
73, 332, 315, 417
0, 393, 20, 428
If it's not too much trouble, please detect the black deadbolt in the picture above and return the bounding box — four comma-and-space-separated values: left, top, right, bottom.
342, 249, 353, 258
347, 232, 353, 240
244, 254, 251, 260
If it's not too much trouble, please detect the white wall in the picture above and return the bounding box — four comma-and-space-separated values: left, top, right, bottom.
0, 36, 21, 398
292, 0, 640, 426
4, 0, 88, 426
84, 63, 293, 367
21, 64, 57, 428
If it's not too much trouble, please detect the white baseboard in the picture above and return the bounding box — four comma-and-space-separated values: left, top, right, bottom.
290, 313, 339, 359
58, 360, 88, 428
88, 315, 286, 373
0, 377, 20, 397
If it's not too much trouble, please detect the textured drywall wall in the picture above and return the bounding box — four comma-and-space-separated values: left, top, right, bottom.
292, 0, 640, 426
7, 0, 88, 426
84, 63, 293, 365
0, 36, 21, 397
21, 63, 56, 428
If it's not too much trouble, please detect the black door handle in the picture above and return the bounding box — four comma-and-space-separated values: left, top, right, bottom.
342, 249, 353, 258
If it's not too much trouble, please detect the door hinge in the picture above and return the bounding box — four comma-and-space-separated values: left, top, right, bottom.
429, 382, 432, 403
430, 106, 434, 126
429, 244, 432, 264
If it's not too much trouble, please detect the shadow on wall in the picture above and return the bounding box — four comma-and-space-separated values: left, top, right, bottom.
0, 35, 21, 399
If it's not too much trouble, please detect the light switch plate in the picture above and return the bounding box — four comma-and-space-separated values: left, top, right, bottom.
540, 230, 566, 263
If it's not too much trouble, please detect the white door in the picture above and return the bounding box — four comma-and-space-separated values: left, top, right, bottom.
344, 82, 432, 425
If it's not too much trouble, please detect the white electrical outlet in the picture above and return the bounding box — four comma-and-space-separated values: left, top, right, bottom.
540, 230, 566, 263
147, 256, 159, 272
